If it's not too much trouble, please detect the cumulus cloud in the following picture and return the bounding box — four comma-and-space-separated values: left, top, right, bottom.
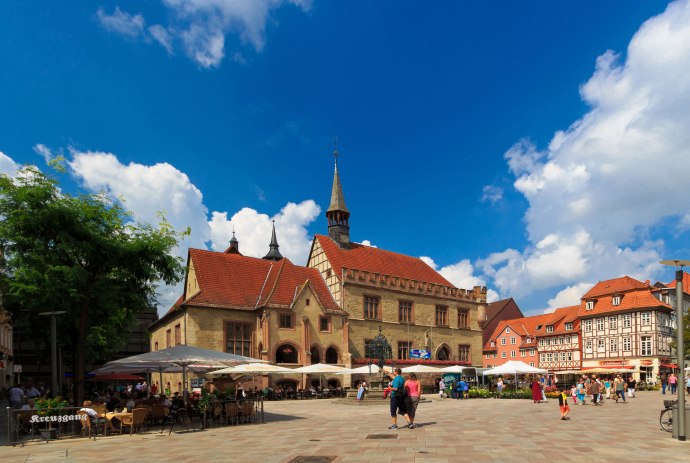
546, 283, 594, 310
360, 239, 376, 248
67, 148, 320, 314
420, 256, 499, 302
483, 0, 690, 304
0, 151, 19, 178
97, 1, 311, 68
97, 7, 146, 38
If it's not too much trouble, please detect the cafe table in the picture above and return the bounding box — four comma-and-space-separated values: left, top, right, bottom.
105, 411, 133, 435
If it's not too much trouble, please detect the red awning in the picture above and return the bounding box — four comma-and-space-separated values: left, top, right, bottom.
88, 373, 145, 382
660, 363, 678, 369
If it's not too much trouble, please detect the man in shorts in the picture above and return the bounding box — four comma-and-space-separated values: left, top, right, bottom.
387, 368, 411, 430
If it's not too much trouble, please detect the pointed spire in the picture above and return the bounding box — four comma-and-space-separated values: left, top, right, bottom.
225, 226, 241, 254
263, 220, 284, 261
327, 142, 349, 214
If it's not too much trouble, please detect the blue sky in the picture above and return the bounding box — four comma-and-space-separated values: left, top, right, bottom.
2, 0, 689, 316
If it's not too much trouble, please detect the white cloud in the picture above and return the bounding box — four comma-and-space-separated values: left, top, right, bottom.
148, 25, 174, 54
97, 1, 311, 68
360, 239, 376, 248
481, 185, 503, 204
97, 7, 146, 38
480, 0, 690, 305
547, 283, 593, 309
33, 144, 54, 163
0, 151, 19, 178
66, 148, 320, 314
420, 255, 499, 302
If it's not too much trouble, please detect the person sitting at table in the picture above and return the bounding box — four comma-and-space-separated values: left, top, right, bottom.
160, 394, 172, 408
235, 383, 246, 399
106, 393, 122, 412
80, 400, 115, 433
124, 394, 136, 412
20, 398, 36, 410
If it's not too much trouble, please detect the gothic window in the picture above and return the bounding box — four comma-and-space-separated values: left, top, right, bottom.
437, 345, 450, 360
458, 345, 470, 363
310, 346, 321, 364
458, 309, 469, 328
279, 312, 294, 329
435, 306, 449, 327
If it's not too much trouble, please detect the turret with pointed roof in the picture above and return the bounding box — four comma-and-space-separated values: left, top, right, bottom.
225, 229, 241, 254
326, 145, 350, 249
263, 221, 284, 261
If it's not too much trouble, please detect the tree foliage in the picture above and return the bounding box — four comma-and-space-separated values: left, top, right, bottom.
0, 165, 186, 402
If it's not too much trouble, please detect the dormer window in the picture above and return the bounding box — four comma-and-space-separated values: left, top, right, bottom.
490, 341, 496, 347
586, 301, 594, 311
526, 337, 532, 343
612, 296, 621, 306
505, 327, 511, 333
535, 325, 543, 330
546, 325, 554, 333
565, 322, 573, 331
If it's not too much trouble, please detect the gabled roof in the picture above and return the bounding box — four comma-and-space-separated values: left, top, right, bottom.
483, 313, 551, 351
578, 285, 671, 317
314, 234, 453, 287
180, 249, 342, 313
485, 298, 522, 324
582, 276, 650, 299
543, 305, 580, 336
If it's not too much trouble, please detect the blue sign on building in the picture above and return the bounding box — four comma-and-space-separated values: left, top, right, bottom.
409, 349, 431, 359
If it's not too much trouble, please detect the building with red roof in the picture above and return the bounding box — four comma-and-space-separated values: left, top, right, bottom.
481, 298, 524, 345
579, 276, 673, 381
307, 150, 487, 368
482, 314, 549, 369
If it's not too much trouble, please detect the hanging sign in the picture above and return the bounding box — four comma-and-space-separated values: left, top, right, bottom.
410, 349, 431, 359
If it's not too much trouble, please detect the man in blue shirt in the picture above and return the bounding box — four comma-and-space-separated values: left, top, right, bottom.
387, 368, 411, 430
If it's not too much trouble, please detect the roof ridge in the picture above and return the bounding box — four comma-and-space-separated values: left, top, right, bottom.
261, 258, 287, 306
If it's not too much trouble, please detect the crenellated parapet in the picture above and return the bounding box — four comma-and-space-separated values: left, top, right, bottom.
342, 266, 487, 303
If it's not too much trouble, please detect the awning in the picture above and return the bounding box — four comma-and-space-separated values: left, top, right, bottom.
88, 373, 144, 381
660, 363, 678, 369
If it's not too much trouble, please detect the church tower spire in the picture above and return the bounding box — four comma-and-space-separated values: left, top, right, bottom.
263, 220, 284, 261
326, 142, 350, 249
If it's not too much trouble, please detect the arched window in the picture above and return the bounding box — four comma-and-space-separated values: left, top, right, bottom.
325, 346, 339, 364
275, 344, 298, 364
310, 346, 321, 364
258, 342, 263, 359
437, 345, 450, 361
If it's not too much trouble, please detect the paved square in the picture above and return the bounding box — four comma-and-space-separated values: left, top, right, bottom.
3, 392, 688, 462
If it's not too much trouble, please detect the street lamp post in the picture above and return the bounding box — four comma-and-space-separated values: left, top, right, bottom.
660, 259, 689, 442
38, 311, 66, 398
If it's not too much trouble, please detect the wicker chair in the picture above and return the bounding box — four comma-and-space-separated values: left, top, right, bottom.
224, 402, 240, 425
149, 404, 167, 426
78, 411, 97, 439
120, 408, 148, 436
240, 401, 255, 423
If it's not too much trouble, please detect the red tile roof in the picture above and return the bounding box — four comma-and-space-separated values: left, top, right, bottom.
183, 249, 342, 312
666, 271, 690, 294
544, 305, 580, 335
315, 234, 453, 287
582, 276, 650, 299
578, 281, 671, 318
483, 313, 551, 351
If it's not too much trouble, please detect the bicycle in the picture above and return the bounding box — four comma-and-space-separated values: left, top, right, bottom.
660, 399, 676, 432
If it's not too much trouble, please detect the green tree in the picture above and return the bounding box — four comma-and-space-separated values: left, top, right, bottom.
0, 164, 186, 405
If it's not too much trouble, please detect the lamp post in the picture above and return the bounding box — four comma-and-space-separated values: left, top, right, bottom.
660, 259, 690, 441
38, 311, 66, 398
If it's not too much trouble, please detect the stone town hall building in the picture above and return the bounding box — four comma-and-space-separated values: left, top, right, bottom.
150, 152, 487, 391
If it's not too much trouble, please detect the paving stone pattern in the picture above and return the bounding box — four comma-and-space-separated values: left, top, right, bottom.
2, 392, 688, 462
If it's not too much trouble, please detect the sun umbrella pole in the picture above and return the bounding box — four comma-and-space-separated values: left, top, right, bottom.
182, 365, 188, 406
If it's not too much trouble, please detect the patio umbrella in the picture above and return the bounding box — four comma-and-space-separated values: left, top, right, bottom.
441, 365, 468, 374
98, 345, 264, 403
88, 373, 144, 382
207, 363, 293, 391
292, 363, 347, 388
401, 365, 442, 373
483, 360, 547, 390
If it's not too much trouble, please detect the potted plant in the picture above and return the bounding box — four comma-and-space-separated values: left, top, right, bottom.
197, 388, 212, 429
34, 397, 69, 440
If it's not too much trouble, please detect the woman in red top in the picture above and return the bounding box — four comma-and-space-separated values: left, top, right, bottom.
404, 373, 422, 429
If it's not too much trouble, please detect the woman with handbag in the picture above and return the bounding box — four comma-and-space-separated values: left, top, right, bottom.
404, 373, 421, 429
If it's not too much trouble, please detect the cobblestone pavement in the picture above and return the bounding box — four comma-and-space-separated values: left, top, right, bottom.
2, 391, 688, 462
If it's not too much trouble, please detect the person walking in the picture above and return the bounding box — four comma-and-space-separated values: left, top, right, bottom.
576, 379, 586, 405
669, 373, 678, 394
463, 378, 470, 399
685, 374, 690, 394
496, 377, 504, 395
8, 384, 24, 409
387, 368, 411, 430
404, 373, 421, 429
531, 378, 542, 403
438, 378, 445, 399
558, 386, 571, 420
456, 379, 464, 400
604, 378, 611, 399
614, 375, 627, 403
660, 373, 668, 394
627, 376, 636, 398
590, 378, 600, 405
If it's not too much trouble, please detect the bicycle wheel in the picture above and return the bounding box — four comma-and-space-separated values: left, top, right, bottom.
660, 409, 673, 432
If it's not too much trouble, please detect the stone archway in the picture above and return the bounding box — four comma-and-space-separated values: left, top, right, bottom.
325, 346, 339, 364
275, 343, 299, 364
310, 345, 322, 364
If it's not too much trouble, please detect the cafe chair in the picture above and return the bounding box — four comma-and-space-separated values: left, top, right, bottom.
121, 408, 148, 436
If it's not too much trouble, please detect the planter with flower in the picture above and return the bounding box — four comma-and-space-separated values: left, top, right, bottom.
34, 397, 70, 439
